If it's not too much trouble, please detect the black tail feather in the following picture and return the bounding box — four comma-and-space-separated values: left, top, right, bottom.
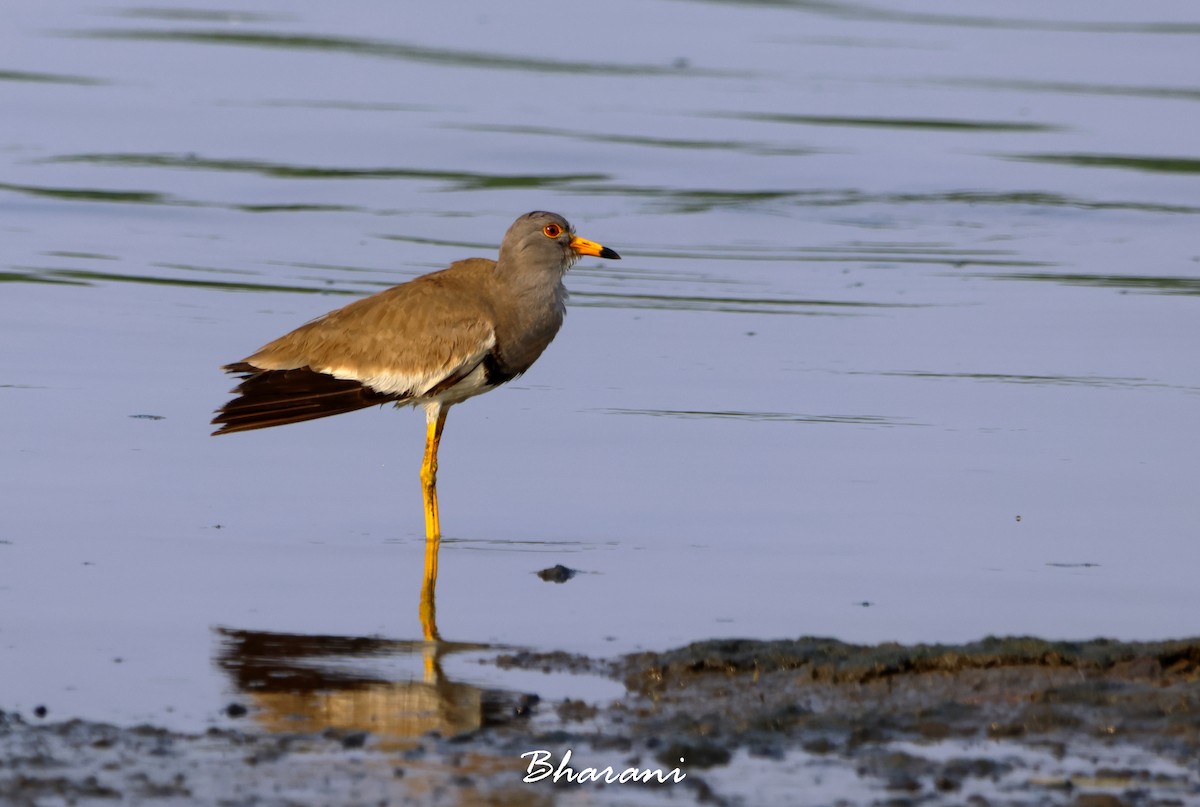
212, 365, 403, 435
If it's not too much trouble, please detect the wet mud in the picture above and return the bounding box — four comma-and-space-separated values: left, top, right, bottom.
4, 635, 1199, 806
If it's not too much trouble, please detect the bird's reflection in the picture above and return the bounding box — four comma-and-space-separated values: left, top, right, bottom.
215, 541, 534, 742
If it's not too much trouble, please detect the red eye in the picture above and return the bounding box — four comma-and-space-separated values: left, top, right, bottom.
543, 224, 562, 238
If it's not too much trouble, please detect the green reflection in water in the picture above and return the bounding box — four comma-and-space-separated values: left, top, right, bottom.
671, 1, 1200, 35
576, 187, 804, 214
573, 184, 1200, 215
0, 181, 174, 205
4, 267, 357, 295
159, 262, 279, 280
889, 191, 1198, 214
44, 251, 118, 261
450, 123, 819, 156
254, 99, 435, 113
0, 271, 88, 286
628, 248, 1049, 268
980, 272, 1200, 296
42, 153, 607, 189
1007, 153, 1200, 175
572, 291, 917, 315
607, 408, 917, 426
0, 179, 368, 213
0, 69, 105, 85
722, 112, 1060, 133
266, 260, 405, 280
73, 28, 731, 77
237, 203, 362, 213
938, 77, 1200, 103
109, 8, 292, 23
868, 371, 1182, 390
375, 234, 497, 252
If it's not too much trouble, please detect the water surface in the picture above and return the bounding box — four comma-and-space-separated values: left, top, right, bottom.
1, 0, 1198, 734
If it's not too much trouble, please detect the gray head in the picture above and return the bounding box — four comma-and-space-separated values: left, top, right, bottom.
498, 211, 620, 276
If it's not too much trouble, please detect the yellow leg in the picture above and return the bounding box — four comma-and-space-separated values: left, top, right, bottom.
420, 405, 449, 540
419, 404, 447, 643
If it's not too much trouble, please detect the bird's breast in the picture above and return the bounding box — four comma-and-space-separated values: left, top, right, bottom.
491, 283, 567, 377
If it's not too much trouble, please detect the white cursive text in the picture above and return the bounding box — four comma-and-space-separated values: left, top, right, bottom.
520, 749, 686, 784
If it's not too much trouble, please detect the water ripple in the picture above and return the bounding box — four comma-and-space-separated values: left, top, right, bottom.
978, 272, 1200, 296
605, 408, 919, 426
1005, 153, 1200, 175
714, 111, 1062, 133
448, 123, 819, 156
40, 152, 608, 188
935, 77, 1200, 103
69, 28, 743, 77
0, 69, 106, 85
669, 1, 1200, 35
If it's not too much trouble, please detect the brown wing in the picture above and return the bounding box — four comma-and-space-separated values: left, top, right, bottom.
212, 261, 499, 435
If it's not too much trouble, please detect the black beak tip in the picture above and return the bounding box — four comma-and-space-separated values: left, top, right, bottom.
599, 246, 621, 260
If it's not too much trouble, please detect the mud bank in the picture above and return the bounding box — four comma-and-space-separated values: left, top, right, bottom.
4, 635, 1199, 806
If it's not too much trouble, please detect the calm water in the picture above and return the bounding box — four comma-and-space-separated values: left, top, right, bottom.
2, 1, 1198, 731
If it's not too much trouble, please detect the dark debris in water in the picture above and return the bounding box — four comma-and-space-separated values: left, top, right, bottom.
536, 564, 577, 583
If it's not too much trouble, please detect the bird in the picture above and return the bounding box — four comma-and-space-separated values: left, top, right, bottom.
212, 211, 621, 543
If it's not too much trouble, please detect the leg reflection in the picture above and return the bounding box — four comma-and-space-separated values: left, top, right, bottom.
420, 535, 441, 644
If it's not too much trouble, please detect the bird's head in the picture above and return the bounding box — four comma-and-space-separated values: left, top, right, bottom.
500, 211, 620, 276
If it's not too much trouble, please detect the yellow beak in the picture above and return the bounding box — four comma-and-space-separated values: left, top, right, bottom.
569, 235, 621, 260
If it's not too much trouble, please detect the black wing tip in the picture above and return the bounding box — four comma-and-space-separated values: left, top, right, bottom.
211, 361, 260, 435
222, 361, 259, 375
210, 365, 401, 435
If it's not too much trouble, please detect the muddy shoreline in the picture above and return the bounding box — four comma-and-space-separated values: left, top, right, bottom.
4, 635, 1199, 806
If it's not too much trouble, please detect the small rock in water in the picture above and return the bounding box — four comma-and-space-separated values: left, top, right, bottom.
536, 564, 577, 584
